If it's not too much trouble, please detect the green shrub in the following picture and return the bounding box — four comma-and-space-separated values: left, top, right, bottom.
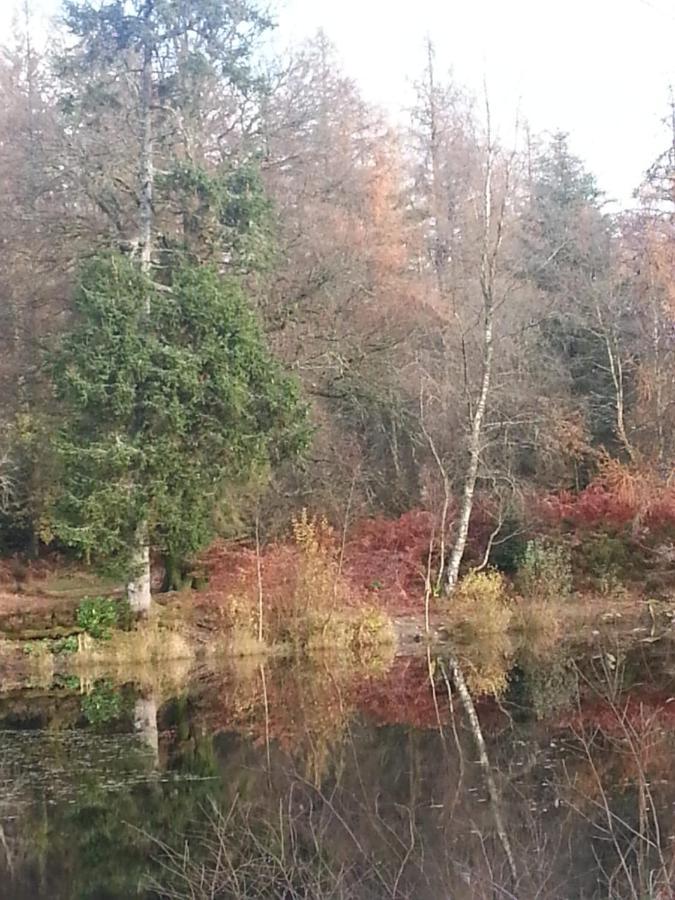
53, 674, 81, 690
515, 538, 572, 601
52, 635, 79, 654
81, 680, 125, 727
577, 532, 631, 593
76, 596, 130, 640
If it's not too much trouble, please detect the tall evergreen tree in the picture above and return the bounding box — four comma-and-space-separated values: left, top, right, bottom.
520, 133, 626, 458
50, 0, 306, 611
50, 255, 307, 592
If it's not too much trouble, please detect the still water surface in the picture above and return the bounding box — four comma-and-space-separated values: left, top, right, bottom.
2, 634, 675, 899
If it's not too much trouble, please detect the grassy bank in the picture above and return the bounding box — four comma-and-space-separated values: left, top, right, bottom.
1, 585, 671, 696
0, 508, 673, 690
0, 593, 398, 691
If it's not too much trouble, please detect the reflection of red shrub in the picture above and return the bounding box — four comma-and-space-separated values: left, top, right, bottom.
558, 689, 675, 735
353, 657, 447, 729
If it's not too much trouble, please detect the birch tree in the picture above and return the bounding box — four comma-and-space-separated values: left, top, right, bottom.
443, 101, 513, 594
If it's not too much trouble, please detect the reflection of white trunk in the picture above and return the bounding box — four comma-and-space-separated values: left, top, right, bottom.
134, 695, 159, 766
127, 525, 152, 614
0, 822, 13, 876
444, 655, 517, 882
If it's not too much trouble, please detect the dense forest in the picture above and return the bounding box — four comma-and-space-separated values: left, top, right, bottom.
0, 0, 674, 616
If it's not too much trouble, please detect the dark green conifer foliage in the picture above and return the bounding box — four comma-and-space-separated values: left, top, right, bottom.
50, 254, 308, 574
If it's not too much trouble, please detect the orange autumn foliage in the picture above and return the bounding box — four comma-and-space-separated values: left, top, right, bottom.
538, 460, 675, 533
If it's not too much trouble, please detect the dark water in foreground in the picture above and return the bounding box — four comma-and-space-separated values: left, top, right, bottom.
2, 634, 675, 899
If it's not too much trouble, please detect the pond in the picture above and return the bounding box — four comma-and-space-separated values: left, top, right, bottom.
2, 631, 675, 899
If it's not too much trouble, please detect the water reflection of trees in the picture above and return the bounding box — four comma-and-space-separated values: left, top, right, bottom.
3, 640, 675, 897
156, 643, 675, 899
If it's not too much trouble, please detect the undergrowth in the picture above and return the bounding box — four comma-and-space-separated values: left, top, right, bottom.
447, 570, 512, 638
217, 511, 395, 655
515, 538, 572, 601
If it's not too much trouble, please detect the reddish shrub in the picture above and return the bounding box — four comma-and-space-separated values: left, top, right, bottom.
535, 464, 675, 536
197, 514, 362, 644
199, 499, 536, 617
341, 510, 434, 610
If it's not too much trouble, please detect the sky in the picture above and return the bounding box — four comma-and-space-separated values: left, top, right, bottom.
1, 0, 674, 207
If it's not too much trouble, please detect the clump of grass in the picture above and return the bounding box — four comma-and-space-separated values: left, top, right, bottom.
350, 613, 396, 673
351, 607, 396, 652
303, 615, 352, 653
512, 597, 560, 653
228, 626, 269, 658
21, 639, 55, 687
223, 596, 262, 643
447, 569, 512, 640
71, 621, 193, 667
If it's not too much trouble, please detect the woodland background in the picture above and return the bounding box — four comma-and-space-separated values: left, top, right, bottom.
0, 8, 673, 586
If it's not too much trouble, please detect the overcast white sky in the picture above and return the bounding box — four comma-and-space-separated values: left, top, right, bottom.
2, 0, 674, 206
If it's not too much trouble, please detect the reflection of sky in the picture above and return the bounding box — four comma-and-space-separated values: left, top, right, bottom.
2, 0, 674, 207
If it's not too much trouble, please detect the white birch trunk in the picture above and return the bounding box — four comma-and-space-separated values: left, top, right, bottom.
444, 328, 493, 593
138, 24, 154, 282
127, 3, 154, 612
127, 526, 152, 615
596, 299, 635, 463
444, 105, 500, 595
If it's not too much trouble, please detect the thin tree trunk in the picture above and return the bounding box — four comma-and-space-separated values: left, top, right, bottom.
138, 7, 154, 284
444, 325, 493, 593
651, 285, 666, 466
255, 511, 264, 643
444, 104, 499, 595
596, 299, 635, 463
127, 4, 154, 614
426, 39, 450, 299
